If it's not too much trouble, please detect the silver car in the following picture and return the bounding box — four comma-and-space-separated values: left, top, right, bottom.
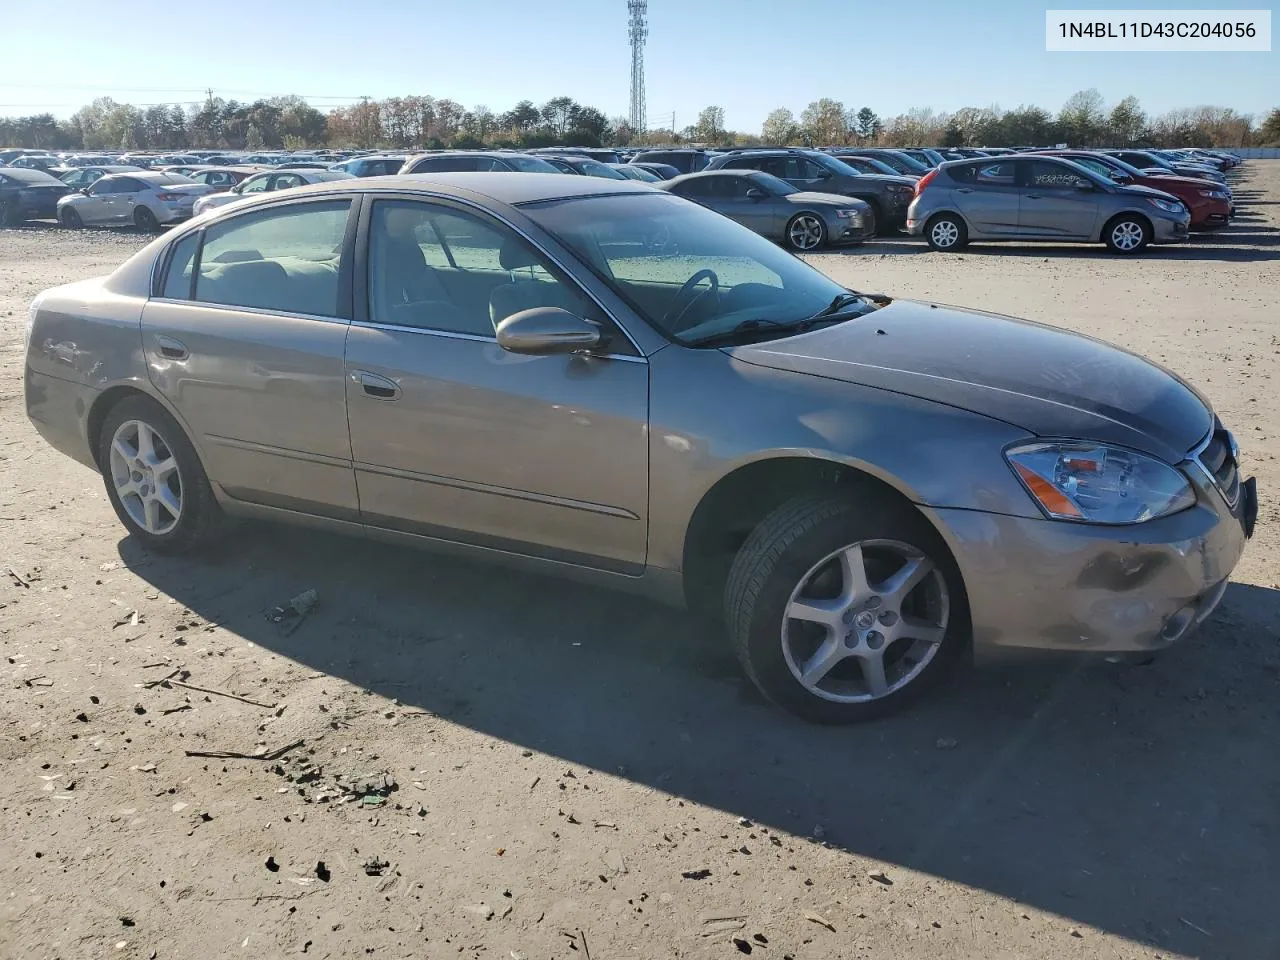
191, 168, 353, 216
662, 170, 874, 250
908, 156, 1191, 253
24, 174, 1256, 723
57, 172, 215, 230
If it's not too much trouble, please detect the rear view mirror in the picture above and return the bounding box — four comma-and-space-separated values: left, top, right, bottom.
496, 307, 602, 355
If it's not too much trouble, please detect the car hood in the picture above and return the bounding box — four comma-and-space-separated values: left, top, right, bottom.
1114, 183, 1181, 202
1136, 174, 1222, 192
725, 299, 1211, 464
787, 191, 870, 208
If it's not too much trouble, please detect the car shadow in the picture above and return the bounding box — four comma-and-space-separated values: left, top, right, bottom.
119, 521, 1280, 959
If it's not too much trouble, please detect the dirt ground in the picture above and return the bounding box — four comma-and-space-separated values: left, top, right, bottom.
1, 164, 1277, 960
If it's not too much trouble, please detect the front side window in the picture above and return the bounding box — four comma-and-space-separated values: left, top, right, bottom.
1025, 160, 1091, 190
366, 200, 595, 338
194, 200, 351, 316
239, 175, 271, 194
89, 178, 121, 195
271, 174, 304, 190
523, 191, 863, 345
670, 177, 710, 198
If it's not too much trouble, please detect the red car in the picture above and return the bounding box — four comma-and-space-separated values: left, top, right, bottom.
1031, 150, 1231, 231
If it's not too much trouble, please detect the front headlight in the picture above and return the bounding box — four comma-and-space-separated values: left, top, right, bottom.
1148, 197, 1184, 214
836, 208, 863, 218
1200, 189, 1227, 199
1005, 442, 1196, 524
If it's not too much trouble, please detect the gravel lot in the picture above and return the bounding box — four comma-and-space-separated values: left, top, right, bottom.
1, 164, 1277, 960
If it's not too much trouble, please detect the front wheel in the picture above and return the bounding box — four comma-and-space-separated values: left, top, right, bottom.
925, 213, 967, 251
786, 213, 826, 251
1104, 215, 1149, 254
98, 395, 222, 553
0, 198, 20, 227
134, 206, 160, 232
60, 207, 83, 229
725, 494, 968, 723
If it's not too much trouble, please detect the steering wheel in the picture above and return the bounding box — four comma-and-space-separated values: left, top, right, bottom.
665, 269, 720, 334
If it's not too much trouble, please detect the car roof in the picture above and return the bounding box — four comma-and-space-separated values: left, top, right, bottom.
216, 172, 654, 210
1, 167, 62, 182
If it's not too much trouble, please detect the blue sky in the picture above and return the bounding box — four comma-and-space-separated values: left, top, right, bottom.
3, 0, 1275, 129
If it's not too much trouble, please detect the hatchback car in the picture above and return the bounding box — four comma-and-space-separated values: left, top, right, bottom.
707, 149, 917, 234
58, 172, 214, 230
23, 173, 1257, 723
1031, 151, 1231, 230
908, 156, 1191, 253
663, 170, 873, 250
190, 169, 353, 216
0, 167, 72, 224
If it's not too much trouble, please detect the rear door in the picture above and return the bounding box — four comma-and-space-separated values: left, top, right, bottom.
1017, 160, 1102, 239
343, 196, 650, 571
139, 198, 359, 519
107, 176, 150, 222
948, 161, 1021, 235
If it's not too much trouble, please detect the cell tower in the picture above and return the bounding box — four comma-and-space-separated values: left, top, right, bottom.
628, 0, 648, 134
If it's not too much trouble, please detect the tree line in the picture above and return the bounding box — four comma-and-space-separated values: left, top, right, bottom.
2, 89, 1277, 152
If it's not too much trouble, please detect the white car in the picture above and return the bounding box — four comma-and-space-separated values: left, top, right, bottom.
58, 172, 215, 230
191, 169, 354, 216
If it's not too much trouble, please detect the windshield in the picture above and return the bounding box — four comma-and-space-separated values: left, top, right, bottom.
504, 154, 558, 173
576, 158, 627, 179
521, 191, 862, 345
749, 171, 799, 196
812, 154, 863, 177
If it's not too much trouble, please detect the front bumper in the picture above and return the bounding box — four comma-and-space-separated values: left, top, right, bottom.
828, 214, 876, 244
929, 465, 1255, 654
1151, 214, 1191, 243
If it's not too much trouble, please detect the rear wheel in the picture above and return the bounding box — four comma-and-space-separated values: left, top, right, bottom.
925, 213, 967, 251
1103, 215, 1149, 254
134, 206, 160, 232
60, 206, 83, 229
98, 395, 222, 554
725, 494, 968, 723
786, 213, 826, 251
0, 198, 20, 227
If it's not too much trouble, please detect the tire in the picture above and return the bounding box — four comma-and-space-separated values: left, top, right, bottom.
60, 207, 83, 229
1103, 214, 1149, 254
924, 213, 967, 251
724, 493, 968, 723
786, 213, 826, 251
134, 206, 160, 232
853, 198, 886, 236
97, 395, 222, 554
0, 198, 20, 227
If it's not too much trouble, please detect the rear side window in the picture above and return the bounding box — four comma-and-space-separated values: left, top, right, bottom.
159, 231, 201, 299
194, 200, 352, 317
973, 162, 1016, 186
670, 178, 710, 197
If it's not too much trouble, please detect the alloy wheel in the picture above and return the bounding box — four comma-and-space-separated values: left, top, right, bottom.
789, 215, 823, 250
930, 219, 960, 248
1111, 220, 1144, 251
108, 419, 183, 535
780, 539, 949, 703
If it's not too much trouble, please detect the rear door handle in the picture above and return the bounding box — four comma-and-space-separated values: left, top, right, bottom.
1025, 194, 1042, 200
350, 370, 401, 401
155, 335, 189, 360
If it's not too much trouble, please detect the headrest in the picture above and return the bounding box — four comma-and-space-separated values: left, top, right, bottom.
499, 237, 540, 271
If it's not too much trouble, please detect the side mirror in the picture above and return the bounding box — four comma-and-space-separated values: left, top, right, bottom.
815, 169, 832, 179
1109, 171, 1129, 182
496, 307, 602, 356
744, 187, 765, 200
1075, 181, 1095, 192
80, 187, 91, 195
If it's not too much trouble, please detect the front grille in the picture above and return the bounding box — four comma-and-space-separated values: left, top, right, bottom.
1194, 424, 1240, 506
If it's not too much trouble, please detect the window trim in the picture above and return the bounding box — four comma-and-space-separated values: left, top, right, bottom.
353, 193, 643, 359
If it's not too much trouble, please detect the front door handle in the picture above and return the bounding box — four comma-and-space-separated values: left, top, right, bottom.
155, 335, 189, 360
350, 370, 401, 401
1025, 194, 1043, 200
954, 188, 973, 194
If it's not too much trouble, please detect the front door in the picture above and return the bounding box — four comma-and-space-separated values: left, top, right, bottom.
140, 198, 359, 519
1017, 160, 1102, 239
710, 175, 778, 234
77, 179, 117, 224
344, 197, 650, 572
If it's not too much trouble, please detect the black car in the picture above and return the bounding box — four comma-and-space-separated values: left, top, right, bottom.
630, 149, 712, 174
833, 148, 930, 177
530, 147, 624, 165
0, 168, 71, 224
400, 151, 560, 174
705, 148, 917, 234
